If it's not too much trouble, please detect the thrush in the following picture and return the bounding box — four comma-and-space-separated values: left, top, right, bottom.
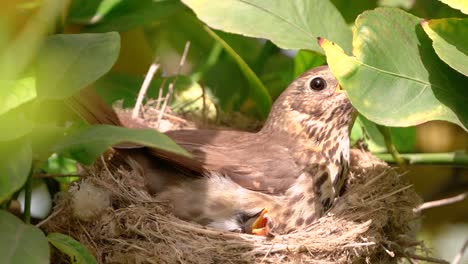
69, 65, 355, 235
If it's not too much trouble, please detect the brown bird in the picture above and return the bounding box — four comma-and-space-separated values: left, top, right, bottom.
69, 65, 355, 235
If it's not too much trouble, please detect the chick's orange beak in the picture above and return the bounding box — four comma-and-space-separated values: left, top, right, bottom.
251, 208, 269, 236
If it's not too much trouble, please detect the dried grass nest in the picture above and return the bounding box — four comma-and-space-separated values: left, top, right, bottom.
43, 146, 422, 263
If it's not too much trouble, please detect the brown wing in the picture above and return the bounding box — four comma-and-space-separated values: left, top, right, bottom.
162, 129, 302, 194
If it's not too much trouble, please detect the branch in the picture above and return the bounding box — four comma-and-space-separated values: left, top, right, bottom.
452, 238, 468, 264
415, 192, 468, 213
376, 152, 468, 166
133, 59, 160, 119
405, 253, 449, 264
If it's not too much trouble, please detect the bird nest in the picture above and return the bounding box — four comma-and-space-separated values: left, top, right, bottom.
43, 147, 422, 263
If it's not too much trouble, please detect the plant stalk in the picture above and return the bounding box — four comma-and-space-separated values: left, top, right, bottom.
376, 152, 468, 166
23, 169, 33, 224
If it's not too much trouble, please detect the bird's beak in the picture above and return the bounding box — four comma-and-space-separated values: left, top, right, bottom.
250, 208, 269, 236
335, 84, 345, 94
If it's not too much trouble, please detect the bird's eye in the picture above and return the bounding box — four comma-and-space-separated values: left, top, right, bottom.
308, 77, 326, 91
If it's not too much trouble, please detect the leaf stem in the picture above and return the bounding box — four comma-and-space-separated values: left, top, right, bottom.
375, 152, 468, 166
191, 42, 223, 83
376, 125, 405, 166
23, 169, 33, 224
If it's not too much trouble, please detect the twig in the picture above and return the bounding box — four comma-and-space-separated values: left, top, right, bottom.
157, 41, 190, 125
36, 206, 64, 228
260, 243, 274, 263
154, 79, 166, 113
201, 84, 207, 124
415, 192, 468, 213
451, 238, 468, 264
406, 253, 449, 264
133, 59, 160, 119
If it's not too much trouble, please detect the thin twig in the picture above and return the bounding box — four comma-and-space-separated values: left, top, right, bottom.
36, 207, 64, 228
260, 243, 274, 263
201, 84, 207, 124
154, 79, 166, 112
133, 59, 160, 119
406, 253, 449, 264
157, 41, 190, 125
452, 238, 468, 264
415, 192, 468, 213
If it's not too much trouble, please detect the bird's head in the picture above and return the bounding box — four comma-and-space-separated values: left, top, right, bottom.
262, 65, 355, 141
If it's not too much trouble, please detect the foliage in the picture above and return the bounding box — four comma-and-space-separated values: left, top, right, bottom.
0, 0, 466, 263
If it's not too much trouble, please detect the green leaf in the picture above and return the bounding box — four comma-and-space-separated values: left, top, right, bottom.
0, 109, 33, 142
48, 233, 97, 264
421, 18, 468, 76
36, 32, 120, 99
53, 125, 191, 165
0, 137, 32, 203
0, 77, 36, 115
84, 0, 184, 32
293, 50, 326, 78
320, 8, 468, 131
437, 0, 468, 14
204, 27, 271, 119
182, 0, 352, 53
0, 210, 49, 264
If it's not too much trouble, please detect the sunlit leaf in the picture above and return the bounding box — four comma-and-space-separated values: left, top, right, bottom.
421, 18, 468, 76
182, 0, 352, 53
0, 1, 62, 80
437, 0, 468, 14
53, 124, 191, 165
0, 77, 36, 116
48, 233, 97, 264
0, 109, 33, 142
320, 8, 468, 131
0, 210, 49, 264
0, 137, 32, 203
36, 32, 120, 99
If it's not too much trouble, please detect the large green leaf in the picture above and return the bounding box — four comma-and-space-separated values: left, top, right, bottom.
0, 109, 33, 142
438, 0, 467, 14
0, 210, 49, 264
36, 32, 120, 99
181, 0, 352, 53
0, 77, 36, 116
53, 125, 191, 165
48, 233, 97, 264
320, 8, 468, 131
0, 138, 32, 203
421, 18, 468, 76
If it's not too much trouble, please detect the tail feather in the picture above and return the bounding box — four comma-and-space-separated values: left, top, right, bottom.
67, 87, 122, 126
